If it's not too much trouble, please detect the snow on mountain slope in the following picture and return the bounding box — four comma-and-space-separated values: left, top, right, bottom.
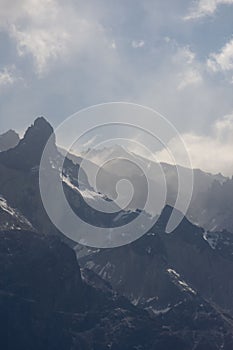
0, 196, 33, 231
62, 174, 106, 201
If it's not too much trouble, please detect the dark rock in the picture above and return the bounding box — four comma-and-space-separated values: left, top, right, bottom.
0, 129, 20, 151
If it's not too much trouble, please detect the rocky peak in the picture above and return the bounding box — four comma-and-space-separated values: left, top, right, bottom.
23, 116, 55, 147
0, 117, 57, 170
0, 129, 20, 151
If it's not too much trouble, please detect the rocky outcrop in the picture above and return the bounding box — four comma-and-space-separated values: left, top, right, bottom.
0, 129, 20, 152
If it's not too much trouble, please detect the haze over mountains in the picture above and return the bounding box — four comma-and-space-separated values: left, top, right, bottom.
62, 139, 232, 233
2, 119, 232, 233
0, 117, 233, 349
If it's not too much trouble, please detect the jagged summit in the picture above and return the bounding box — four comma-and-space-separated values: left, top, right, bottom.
0, 117, 56, 170
34, 116, 51, 127
22, 116, 55, 150
154, 205, 187, 231
23, 116, 54, 140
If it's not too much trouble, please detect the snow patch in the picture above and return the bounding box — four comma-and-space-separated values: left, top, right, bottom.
203, 231, 218, 249
167, 268, 196, 294
0, 196, 33, 229
62, 174, 106, 201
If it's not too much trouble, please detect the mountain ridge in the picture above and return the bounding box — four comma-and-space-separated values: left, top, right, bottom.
0, 129, 20, 152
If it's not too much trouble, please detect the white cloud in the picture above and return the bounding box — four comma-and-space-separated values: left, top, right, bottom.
0, 0, 232, 164
110, 40, 117, 49
177, 69, 202, 90
172, 46, 203, 90
185, 0, 233, 20
1, 0, 110, 76
11, 25, 71, 75
156, 113, 233, 176
175, 47, 196, 64
0, 66, 18, 88
207, 38, 233, 73
131, 40, 145, 48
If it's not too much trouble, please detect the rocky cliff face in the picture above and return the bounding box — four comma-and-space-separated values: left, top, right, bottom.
1, 230, 233, 350
0, 117, 56, 170
81, 206, 233, 316
0, 117, 88, 241
0, 117, 142, 245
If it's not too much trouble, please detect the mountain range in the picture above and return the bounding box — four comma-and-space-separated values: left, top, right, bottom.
63, 144, 231, 232
0, 117, 233, 349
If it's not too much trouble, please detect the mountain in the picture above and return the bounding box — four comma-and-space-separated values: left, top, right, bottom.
65, 145, 229, 231
0, 117, 56, 170
0, 129, 20, 152
191, 177, 233, 232
204, 229, 233, 261
0, 195, 34, 231
4, 118, 229, 238
1, 229, 233, 350
81, 206, 233, 316
1, 117, 233, 349
0, 118, 141, 245
0, 117, 85, 241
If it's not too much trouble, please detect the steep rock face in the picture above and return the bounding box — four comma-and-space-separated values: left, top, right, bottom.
204, 230, 233, 261
1, 230, 233, 350
0, 117, 142, 245
0, 231, 85, 312
0, 231, 182, 349
191, 178, 233, 232
0, 230, 86, 350
0, 129, 20, 151
81, 206, 233, 315
0, 117, 88, 240
0, 117, 56, 170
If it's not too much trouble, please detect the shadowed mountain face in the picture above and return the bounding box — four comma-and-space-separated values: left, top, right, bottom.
191, 178, 233, 232
0, 117, 87, 241
1, 117, 233, 349
0, 230, 156, 350
0, 117, 149, 246
0, 129, 20, 152
0, 117, 231, 237
0, 118, 146, 251
1, 230, 233, 350
81, 206, 233, 316
0, 117, 56, 170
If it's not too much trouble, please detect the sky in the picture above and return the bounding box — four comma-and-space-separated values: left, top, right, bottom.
0, 0, 233, 175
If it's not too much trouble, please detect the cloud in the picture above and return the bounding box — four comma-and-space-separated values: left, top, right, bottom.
184, 0, 233, 20
11, 25, 71, 75
110, 40, 117, 49
207, 38, 233, 73
0, 0, 232, 167
80, 135, 100, 150
0, 0, 71, 75
0, 0, 110, 76
131, 40, 145, 49
154, 45, 203, 91
174, 47, 203, 90
156, 113, 233, 176
0, 65, 19, 88
177, 69, 202, 90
